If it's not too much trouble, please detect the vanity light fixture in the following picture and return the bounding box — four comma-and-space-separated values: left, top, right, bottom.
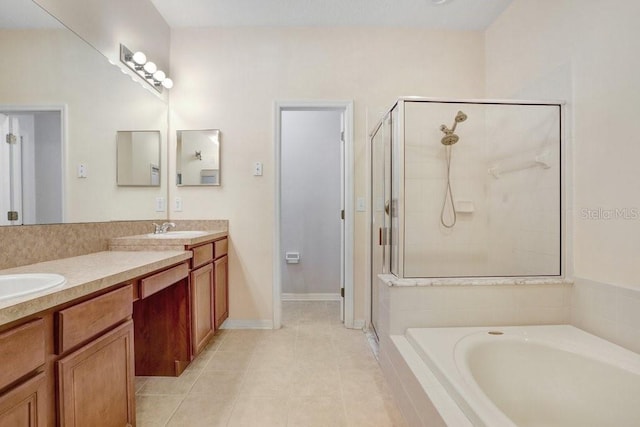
120, 44, 173, 93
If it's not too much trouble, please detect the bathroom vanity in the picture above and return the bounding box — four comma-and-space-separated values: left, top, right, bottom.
108, 230, 229, 362
0, 250, 190, 426
0, 229, 228, 427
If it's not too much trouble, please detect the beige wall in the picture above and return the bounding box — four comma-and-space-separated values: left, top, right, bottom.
485, 1, 640, 287
169, 27, 486, 324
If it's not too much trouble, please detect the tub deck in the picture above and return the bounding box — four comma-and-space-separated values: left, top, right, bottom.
387, 325, 640, 426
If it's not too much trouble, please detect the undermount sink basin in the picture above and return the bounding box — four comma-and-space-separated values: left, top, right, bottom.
145, 230, 209, 239
0, 273, 66, 301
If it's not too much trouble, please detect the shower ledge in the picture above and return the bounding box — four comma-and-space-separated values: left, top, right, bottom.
378, 274, 573, 287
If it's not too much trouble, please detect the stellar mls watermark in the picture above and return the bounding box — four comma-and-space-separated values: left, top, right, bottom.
580, 207, 640, 220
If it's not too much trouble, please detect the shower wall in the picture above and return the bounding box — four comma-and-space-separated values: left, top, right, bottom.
386, 100, 561, 278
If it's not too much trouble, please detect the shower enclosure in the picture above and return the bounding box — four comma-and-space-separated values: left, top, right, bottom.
370, 98, 563, 335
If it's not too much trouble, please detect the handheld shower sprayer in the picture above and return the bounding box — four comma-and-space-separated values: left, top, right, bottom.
439, 111, 467, 145
439, 111, 467, 228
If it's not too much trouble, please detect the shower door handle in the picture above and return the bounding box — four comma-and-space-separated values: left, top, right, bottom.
378, 227, 388, 246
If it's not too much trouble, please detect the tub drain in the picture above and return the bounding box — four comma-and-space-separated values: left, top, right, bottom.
488, 331, 504, 335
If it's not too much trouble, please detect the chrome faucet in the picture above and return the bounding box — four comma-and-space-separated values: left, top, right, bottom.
152, 222, 176, 234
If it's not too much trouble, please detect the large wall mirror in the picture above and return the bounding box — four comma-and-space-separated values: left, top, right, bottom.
117, 131, 161, 186
177, 130, 221, 186
0, 0, 168, 225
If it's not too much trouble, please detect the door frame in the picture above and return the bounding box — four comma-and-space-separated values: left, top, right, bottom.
273, 100, 355, 329
0, 105, 67, 225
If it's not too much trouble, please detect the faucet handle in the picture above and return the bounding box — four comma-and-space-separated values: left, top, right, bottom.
152, 223, 162, 234
160, 222, 176, 233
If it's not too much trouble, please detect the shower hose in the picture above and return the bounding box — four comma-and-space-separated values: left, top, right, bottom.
440, 145, 456, 228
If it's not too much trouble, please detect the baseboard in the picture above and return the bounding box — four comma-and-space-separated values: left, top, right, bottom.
219, 319, 273, 329
281, 292, 341, 301
352, 319, 366, 330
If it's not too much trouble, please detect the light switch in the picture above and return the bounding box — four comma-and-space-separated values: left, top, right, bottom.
155, 197, 165, 212
254, 162, 263, 176
357, 197, 366, 212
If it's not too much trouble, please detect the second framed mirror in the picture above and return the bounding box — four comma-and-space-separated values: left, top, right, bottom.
176, 129, 221, 186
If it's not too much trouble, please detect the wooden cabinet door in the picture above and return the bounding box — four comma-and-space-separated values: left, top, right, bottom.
190, 263, 214, 356
57, 321, 134, 427
0, 373, 46, 427
214, 255, 229, 329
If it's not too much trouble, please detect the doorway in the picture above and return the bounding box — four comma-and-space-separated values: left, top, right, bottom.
274, 101, 354, 329
0, 108, 64, 225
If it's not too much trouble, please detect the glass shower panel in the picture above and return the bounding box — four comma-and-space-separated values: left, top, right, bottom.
390, 105, 401, 276
402, 101, 561, 278
370, 113, 391, 338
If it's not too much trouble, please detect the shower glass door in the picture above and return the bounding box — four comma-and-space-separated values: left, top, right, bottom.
370, 113, 392, 339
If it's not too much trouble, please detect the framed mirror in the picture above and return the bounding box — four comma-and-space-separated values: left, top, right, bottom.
117, 131, 161, 186
176, 129, 221, 186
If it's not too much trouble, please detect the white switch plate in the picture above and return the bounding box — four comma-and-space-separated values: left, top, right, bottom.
155, 197, 165, 212
356, 197, 366, 212
174, 197, 183, 212
253, 162, 263, 176
77, 163, 87, 178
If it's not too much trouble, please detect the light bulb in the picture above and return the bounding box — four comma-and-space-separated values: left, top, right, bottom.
161, 78, 173, 89
153, 70, 166, 82
143, 61, 157, 74
132, 51, 146, 65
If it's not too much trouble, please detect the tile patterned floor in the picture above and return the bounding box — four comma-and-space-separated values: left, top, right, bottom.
135, 301, 405, 426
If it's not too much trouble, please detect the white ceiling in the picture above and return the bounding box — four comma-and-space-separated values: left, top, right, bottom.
150, 0, 513, 30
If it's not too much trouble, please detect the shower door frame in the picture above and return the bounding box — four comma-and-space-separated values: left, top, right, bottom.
369, 97, 568, 281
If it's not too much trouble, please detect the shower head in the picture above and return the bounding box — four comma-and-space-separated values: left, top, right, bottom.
440, 110, 467, 146
455, 111, 467, 123
441, 134, 459, 146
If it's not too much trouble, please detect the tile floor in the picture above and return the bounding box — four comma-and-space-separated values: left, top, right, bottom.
135, 301, 406, 426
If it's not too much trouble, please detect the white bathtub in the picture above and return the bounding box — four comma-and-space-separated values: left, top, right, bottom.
406, 325, 640, 427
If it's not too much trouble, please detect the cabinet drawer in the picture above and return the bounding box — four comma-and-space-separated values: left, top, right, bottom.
56, 285, 132, 354
0, 319, 45, 390
192, 243, 213, 268
140, 262, 189, 299
214, 238, 228, 259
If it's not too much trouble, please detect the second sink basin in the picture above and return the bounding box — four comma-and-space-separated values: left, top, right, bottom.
0, 273, 67, 301
145, 230, 209, 239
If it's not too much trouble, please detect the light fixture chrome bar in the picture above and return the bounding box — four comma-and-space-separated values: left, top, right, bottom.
120, 44, 172, 93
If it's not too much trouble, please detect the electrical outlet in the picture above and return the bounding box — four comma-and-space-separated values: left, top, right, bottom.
174, 197, 183, 212
77, 163, 87, 178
